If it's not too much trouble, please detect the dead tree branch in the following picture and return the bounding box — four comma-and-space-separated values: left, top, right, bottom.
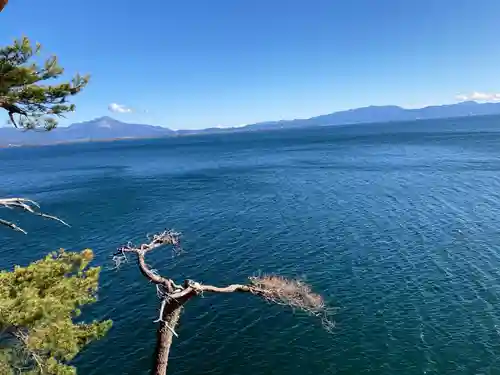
114, 231, 333, 375
0, 197, 70, 234
113, 230, 182, 293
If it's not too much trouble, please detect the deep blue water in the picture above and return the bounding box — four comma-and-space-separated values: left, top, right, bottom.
2, 116, 500, 374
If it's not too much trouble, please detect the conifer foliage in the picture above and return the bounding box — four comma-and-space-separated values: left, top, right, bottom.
0, 36, 89, 130
0, 249, 112, 374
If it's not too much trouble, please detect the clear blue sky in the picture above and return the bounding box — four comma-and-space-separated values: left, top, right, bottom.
1, 0, 500, 129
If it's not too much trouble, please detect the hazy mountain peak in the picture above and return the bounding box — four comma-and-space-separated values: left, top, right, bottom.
96, 117, 114, 128
455, 100, 480, 106
95, 116, 116, 122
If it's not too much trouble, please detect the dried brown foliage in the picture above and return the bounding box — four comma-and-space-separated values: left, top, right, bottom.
249, 274, 325, 313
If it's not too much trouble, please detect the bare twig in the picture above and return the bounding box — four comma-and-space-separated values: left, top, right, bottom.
0, 218, 27, 234
0, 197, 70, 234
111, 252, 128, 269
153, 299, 179, 337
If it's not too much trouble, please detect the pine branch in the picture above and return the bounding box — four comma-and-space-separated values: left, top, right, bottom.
0, 37, 89, 130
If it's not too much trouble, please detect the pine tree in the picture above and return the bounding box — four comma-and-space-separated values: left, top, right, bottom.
0, 37, 110, 374
0, 35, 89, 233
0, 249, 112, 374
0, 36, 89, 130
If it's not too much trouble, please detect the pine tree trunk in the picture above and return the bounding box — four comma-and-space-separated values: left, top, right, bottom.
152, 304, 182, 375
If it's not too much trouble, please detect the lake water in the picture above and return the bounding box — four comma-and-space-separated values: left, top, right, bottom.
2, 116, 500, 374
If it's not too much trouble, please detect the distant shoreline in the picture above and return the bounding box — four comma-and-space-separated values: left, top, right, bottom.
1, 113, 499, 149
0, 135, 170, 149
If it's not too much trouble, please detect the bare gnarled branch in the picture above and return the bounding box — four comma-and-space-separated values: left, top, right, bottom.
182, 276, 332, 324
0, 197, 70, 234
117, 231, 181, 256
114, 231, 333, 325
113, 230, 181, 292
114, 231, 334, 375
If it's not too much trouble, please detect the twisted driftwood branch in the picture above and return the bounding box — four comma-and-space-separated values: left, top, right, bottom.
0, 198, 70, 234
114, 231, 333, 375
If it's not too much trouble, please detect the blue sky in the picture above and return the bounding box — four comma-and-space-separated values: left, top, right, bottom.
1, 0, 500, 129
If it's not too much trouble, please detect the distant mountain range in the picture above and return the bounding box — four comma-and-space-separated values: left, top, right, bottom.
2, 100, 500, 146
0, 117, 175, 146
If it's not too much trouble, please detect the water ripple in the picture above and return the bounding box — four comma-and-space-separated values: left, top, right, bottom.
2, 119, 500, 374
